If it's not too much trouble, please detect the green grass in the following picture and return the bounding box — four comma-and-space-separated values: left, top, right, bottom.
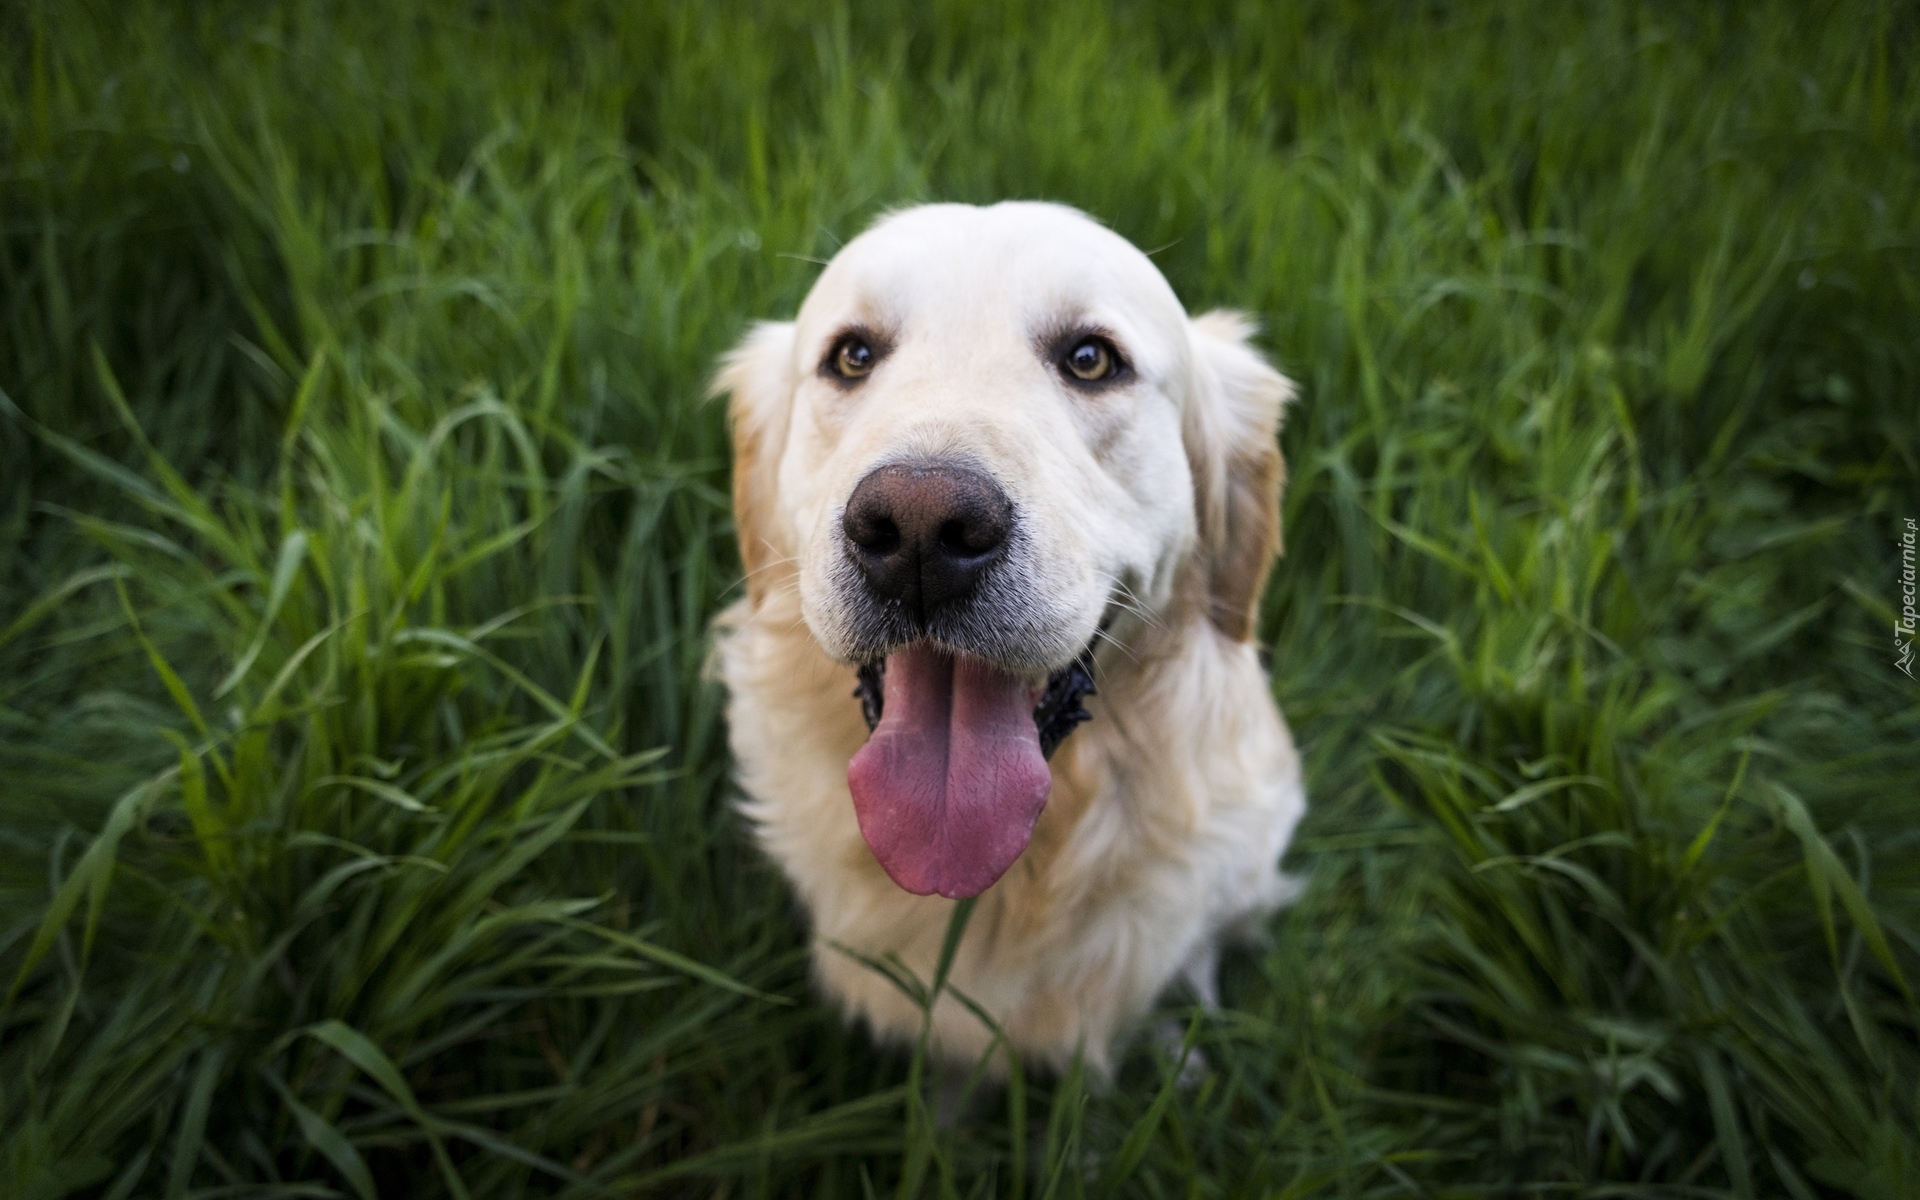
2, 1, 1916, 1195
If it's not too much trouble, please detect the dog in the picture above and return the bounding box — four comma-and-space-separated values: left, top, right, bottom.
712, 202, 1305, 1075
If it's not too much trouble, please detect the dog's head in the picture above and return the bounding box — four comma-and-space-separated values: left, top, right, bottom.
718, 202, 1292, 898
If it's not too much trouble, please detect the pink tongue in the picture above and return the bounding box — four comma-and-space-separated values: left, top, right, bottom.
847, 644, 1052, 898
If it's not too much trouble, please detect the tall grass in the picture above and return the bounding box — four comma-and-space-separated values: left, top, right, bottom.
2, 1, 1916, 1195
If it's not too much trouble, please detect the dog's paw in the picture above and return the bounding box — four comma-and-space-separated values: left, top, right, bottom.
1152, 1019, 1211, 1090
929, 1061, 992, 1130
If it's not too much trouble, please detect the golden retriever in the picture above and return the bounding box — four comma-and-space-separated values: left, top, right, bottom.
713, 202, 1305, 1074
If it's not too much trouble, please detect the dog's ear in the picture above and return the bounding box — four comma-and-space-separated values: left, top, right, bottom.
712, 321, 798, 606
1183, 310, 1295, 642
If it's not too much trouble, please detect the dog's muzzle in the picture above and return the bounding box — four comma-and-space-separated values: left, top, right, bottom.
839, 458, 1099, 758
834, 460, 1104, 898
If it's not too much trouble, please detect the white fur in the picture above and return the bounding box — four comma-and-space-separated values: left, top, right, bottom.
713, 202, 1305, 1074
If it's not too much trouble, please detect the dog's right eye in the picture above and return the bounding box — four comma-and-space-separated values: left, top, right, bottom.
829, 336, 876, 380
1059, 334, 1126, 386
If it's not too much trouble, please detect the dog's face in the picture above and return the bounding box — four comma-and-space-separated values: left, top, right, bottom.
720, 202, 1292, 898
780, 203, 1198, 675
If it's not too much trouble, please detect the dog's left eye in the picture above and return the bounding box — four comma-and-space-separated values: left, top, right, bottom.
1064, 337, 1118, 383
830, 335, 876, 380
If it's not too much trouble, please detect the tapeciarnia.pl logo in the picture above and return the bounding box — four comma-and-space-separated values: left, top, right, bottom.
1899, 517, 1917, 679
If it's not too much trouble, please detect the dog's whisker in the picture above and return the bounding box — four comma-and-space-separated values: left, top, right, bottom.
1090, 624, 1139, 666
1096, 574, 1163, 632
742, 552, 801, 579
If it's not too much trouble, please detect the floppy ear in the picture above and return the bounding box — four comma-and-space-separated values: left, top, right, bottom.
1183, 310, 1296, 642
712, 321, 798, 606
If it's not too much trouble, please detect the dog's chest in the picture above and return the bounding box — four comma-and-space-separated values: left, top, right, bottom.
716, 603, 1301, 1067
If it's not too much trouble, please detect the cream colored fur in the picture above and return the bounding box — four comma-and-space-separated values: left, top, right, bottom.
712, 202, 1305, 1074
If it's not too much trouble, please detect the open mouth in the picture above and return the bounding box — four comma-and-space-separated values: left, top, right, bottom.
846, 644, 1098, 898
852, 647, 1097, 757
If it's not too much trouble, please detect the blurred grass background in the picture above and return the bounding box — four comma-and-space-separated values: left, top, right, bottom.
2, 1, 1916, 1196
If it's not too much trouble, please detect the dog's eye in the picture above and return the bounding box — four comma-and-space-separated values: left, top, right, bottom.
830, 336, 876, 380
1064, 337, 1117, 383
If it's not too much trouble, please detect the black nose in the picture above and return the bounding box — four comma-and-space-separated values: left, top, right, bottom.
842, 462, 1013, 622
